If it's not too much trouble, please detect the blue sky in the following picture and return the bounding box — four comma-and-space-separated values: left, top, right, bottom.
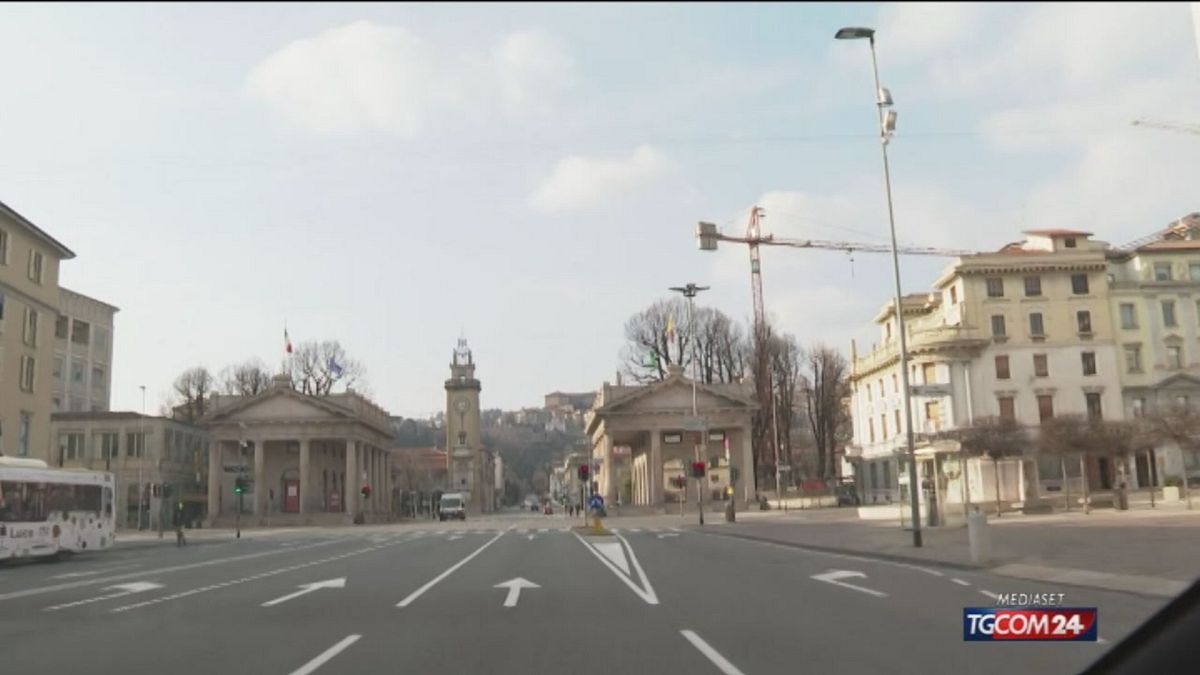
0, 3, 1197, 417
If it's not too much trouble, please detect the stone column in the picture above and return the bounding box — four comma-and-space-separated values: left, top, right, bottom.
299, 438, 311, 515
254, 439, 267, 519
650, 431, 663, 505
345, 440, 357, 518
369, 447, 378, 513
602, 435, 616, 503
207, 439, 222, 524
383, 449, 391, 517
740, 426, 755, 504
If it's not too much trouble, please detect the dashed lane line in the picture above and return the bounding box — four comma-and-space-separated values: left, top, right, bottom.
951, 578, 971, 587
289, 634, 361, 675
680, 630, 746, 675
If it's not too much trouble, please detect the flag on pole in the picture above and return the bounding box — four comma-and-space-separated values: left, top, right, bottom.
666, 315, 676, 341
328, 356, 344, 378
284, 326, 293, 354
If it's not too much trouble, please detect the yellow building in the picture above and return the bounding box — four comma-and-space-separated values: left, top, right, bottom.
0, 201, 75, 460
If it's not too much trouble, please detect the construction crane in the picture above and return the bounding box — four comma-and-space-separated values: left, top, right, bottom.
695, 205, 972, 500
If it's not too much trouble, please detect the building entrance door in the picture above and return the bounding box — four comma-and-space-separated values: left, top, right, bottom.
284, 480, 300, 512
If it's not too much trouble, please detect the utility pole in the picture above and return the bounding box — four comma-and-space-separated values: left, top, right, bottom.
670, 283, 710, 526
138, 385, 146, 531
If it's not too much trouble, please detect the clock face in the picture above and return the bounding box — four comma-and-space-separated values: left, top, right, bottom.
454, 398, 470, 414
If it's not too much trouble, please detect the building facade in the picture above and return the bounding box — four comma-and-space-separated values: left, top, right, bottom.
848, 229, 1126, 520
202, 374, 395, 526
50, 411, 210, 529
53, 288, 118, 413
0, 201, 75, 460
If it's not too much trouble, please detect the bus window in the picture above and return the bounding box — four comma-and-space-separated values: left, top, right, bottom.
104, 487, 113, 517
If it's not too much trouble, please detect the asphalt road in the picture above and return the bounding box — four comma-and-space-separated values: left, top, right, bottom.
0, 513, 1172, 675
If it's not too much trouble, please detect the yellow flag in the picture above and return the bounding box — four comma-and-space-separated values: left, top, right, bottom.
666, 315, 676, 339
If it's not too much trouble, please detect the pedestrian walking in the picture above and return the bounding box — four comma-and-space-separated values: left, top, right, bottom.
175, 502, 187, 547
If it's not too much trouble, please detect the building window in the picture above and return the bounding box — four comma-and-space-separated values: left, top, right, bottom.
23, 307, 37, 347
92, 366, 105, 390
1076, 310, 1092, 334
991, 315, 1007, 337
71, 319, 89, 346
1081, 351, 1097, 376
866, 384, 872, 402
986, 277, 1004, 298
1155, 262, 1173, 281
894, 410, 901, 436
93, 326, 109, 355
1132, 398, 1145, 418
55, 315, 68, 339
126, 432, 145, 457
1178, 395, 1190, 409
995, 355, 1010, 379
892, 373, 898, 393
1163, 300, 1178, 327
0, 228, 7, 265
922, 363, 936, 384
1064, 237, 1077, 248
1120, 303, 1137, 329
1191, 263, 1200, 281
1071, 273, 1089, 294
98, 432, 119, 459
1167, 345, 1184, 369
1028, 312, 1045, 337
27, 249, 43, 284
52, 356, 63, 379
868, 419, 875, 443
882, 460, 891, 488
885, 322, 892, 341
949, 286, 958, 304
1125, 344, 1142, 373
1024, 276, 1042, 297
1086, 393, 1103, 421
924, 400, 941, 431
18, 412, 31, 456
61, 432, 85, 460
998, 397, 1015, 421
869, 462, 878, 489
19, 355, 35, 392
877, 379, 884, 399
880, 414, 888, 439
1034, 354, 1049, 377
71, 359, 84, 384
1037, 394, 1054, 422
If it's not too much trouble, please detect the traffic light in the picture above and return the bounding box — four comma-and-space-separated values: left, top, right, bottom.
360, 484, 371, 499
730, 466, 741, 484
691, 461, 706, 479
151, 483, 161, 498
578, 464, 589, 482
233, 476, 247, 494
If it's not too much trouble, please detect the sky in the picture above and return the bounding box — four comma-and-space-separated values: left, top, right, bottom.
0, 2, 1197, 418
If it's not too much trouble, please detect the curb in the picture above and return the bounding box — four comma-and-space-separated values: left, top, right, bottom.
699, 529, 985, 571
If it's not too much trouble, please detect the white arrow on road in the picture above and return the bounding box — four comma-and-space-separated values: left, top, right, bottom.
811, 570, 887, 597
261, 578, 346, 607
44, 581, 164, 611
656, 533, 679, 539
494, 577, 539, 607
526, 534, 536, 541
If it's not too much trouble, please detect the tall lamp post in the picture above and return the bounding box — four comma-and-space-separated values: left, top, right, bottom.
669, 283, 710, 525
138, 385, 146, 531
835, 26, 922, 547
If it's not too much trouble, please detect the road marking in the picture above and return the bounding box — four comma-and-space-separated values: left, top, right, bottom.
262, 577, 347, 607
811, 570, 888, 598
397, 529, 508, 608
680, 630, 746, 675
289, 634, 361, 675
111, 542, 399, 613
435, 530, 447, 535
630, 528, 642, 533
526, 534, 536, 541
44, 582, 164, 612
595, 541, 631, 575
447, 535, 463, 541
951, 578, 971, 586
657, 533, 680, 539
539, 528, 548, 533
668, 527, 682, 532
649, 527, 661, 533
574, 533, 658, 605
980, 590, 1000, 600
495, 577, 539, 607
0, 540, 341, 603
51, 563, 142, 579
914, 567, 944, 577
517, 528, 528, 534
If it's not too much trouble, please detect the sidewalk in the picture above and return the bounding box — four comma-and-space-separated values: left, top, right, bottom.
705, 506, 1200, 598
114, 526, 304, 546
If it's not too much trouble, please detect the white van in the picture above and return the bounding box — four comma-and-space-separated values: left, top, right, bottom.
439, 493, 467, 521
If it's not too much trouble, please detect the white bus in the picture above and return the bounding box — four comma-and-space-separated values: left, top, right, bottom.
0, 457, 116, 561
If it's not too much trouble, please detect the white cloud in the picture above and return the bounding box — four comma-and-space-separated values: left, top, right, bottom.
528, 145, 676, 214
246, 21, 575, 136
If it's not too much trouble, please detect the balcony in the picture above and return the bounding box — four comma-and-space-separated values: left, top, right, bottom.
854, 324, 986, 376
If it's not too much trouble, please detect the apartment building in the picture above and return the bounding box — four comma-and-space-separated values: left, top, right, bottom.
53, 287, 118, 413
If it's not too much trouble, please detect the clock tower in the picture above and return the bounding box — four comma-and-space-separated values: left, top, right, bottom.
445, 338, 483, 507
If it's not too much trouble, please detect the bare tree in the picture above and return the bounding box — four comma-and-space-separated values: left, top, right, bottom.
950, 416, 1028, 516
621, 299, 748, 385
169, 366, 214, 422
769, 334, 802, 469
1139, 404, 1200, 508
800, 344, 850, 481
285, 340, 365, 396
218, 358, 273, 397
1038, 415, 1093, 512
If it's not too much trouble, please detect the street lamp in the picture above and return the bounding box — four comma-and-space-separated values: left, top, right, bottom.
669, 283, 710, 525
835, 25, 923, 547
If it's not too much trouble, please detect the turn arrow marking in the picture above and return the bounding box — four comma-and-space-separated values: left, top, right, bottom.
494, 577, 539, 607
811, 570, 887, 597
262, 578, 347, 607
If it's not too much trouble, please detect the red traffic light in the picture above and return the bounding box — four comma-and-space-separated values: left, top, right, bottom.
578, 464, 590, 480
691, 461, 707, 478
360, 485, 371, 498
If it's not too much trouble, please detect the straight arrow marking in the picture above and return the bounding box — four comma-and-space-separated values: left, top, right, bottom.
495, 577, 539, 607
811, 570, 887, 597
262, 578, 346, 607
44, 581, 164, 611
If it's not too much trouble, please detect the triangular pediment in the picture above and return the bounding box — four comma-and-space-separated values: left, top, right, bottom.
603, 378, 755, 413
1154, 373, 1200, 391
207, 389, 351, 423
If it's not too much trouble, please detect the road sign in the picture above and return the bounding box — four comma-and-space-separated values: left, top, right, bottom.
588, 494, 604, 510
682, 416, 708, 431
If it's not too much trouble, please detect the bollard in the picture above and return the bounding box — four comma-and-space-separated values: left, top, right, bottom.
967, 506, 991, 564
